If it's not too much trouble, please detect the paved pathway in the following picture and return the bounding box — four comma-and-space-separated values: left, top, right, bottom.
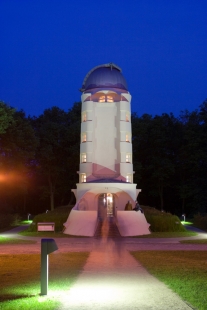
56, 238, 194, 310
1, 226, 206, 308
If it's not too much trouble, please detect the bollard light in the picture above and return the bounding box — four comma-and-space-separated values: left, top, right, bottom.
41, 238, 58, 295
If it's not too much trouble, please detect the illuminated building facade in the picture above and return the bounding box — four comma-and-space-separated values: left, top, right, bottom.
64, 63, 150, 236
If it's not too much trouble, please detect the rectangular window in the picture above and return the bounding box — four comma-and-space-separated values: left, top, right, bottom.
126, 153, 131, 163
81, 153, 86, 163
126, 113, 130, 122
81, 174, 86, 183
126, 174, 132, 183
82, 112, 87, 122
126, 134, 129, 142
82, 133, 86, 142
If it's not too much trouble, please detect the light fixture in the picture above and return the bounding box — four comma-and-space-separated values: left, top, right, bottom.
41, 238, 58, 295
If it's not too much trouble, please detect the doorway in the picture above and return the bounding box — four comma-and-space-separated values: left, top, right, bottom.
98, 193, 114, 219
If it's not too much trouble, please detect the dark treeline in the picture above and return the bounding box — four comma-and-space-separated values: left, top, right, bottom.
0, 99, 207, 217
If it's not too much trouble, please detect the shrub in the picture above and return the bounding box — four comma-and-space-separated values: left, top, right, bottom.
142, 206, 186, 232
193, 214, 207, 231
0, 213, 21, 229
27, 205, 73, 232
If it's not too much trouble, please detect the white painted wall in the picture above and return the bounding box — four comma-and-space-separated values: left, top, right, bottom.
63, 210, 97, 236
116, 211, 151, 236
79, 90, 133, 182
94, 103, 117, 173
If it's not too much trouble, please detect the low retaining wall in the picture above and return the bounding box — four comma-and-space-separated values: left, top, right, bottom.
116, 211, 150, 236
63, 210, 97, 236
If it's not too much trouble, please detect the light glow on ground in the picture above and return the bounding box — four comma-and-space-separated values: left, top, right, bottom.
39, 274, 157, 309
181, 221, 193, 225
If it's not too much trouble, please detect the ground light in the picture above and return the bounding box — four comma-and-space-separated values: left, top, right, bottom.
181, 221, 193, 225
41, 238, 58, 295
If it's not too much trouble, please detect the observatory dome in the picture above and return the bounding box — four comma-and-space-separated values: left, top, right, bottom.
80, 63, 128, 92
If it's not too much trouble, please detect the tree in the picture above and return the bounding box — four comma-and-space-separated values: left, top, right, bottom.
32, 103, 81, 211
0, 109, 38, 212
132, 113, 179, 210
0, 101, 15, 134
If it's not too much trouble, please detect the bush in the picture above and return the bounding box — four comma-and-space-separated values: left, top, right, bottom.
142, 206, 186, 232
0, 213, 21, 229
193, 214, 207, 231
27, 205, 73, 232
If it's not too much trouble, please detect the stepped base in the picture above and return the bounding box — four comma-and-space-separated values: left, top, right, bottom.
94, 217, 121, 238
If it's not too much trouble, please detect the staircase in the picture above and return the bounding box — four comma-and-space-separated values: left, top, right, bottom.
94, 217, 121, 238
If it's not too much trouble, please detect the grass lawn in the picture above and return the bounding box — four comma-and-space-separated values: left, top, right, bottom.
131, 251, 207, 310
0, 252, 89, 310
20, 220, 33, 225
0, 236, 36, 244
19, 231, 89, 238
180, 239, 207, 244
132, 231, 197, 238
19, 230, 197, 239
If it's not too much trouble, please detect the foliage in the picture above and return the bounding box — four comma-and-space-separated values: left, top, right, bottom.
141, 206, 186, 232
193, 213, 207, 231
31, 103, 80, 211
0, 101, 15, 134
26, 205, 73, 232
132, 100, 207, 216
0, 109, 38, 213
146, 214, 186, 232
131, 251, 207, 310
0, 213, 21, 229
0, 99, 207, 217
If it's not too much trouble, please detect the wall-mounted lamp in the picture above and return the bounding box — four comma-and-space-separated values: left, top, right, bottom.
41, 238, 58, 295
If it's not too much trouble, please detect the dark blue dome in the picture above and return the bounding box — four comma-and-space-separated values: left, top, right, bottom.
81, 63, 128, 92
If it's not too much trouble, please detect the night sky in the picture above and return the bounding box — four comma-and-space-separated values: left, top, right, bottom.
1, 0, 207, 117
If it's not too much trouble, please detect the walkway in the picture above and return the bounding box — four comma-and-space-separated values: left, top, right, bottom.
57, 238, 193, 310
1, 226, 207, 308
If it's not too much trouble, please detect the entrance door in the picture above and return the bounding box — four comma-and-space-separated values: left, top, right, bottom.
106, 193, 113, 217
98, 193, 114, 219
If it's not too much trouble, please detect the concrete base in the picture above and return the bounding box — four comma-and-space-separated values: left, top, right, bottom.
63, 209, 150, 237
116, 211, 150, 236
63, 210, 97, 237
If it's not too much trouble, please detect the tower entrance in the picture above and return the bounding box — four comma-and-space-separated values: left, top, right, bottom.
98, 193, 114, 219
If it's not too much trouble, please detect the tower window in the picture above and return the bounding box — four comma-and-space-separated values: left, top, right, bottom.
126, 174, 132, 183
126, 113, 130, 122
82, 133, 86, 142
81, 153, 86, 163
98, 96, 105, 102
98, 95, 115, 103
81, 174, 86, 183
106, 95, 114, 103
126, 153, 131, 163
82, 112, 87, 122
126, 134, 130, 142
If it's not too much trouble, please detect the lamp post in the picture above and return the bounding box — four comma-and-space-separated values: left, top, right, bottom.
182, 214, 186, 223
41, 238, 58, 295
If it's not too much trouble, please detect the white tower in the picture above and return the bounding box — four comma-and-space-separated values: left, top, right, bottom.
79, 63, 134, 184
64, 63, 150, 236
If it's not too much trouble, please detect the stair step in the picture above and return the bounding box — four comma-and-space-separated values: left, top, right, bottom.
94, 218, 121, 238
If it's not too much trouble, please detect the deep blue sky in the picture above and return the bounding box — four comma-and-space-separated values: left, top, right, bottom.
0, 0, 207, 117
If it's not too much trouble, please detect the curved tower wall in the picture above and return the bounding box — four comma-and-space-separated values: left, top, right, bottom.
79, 91, 134, 183
64, 63, 149, 237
